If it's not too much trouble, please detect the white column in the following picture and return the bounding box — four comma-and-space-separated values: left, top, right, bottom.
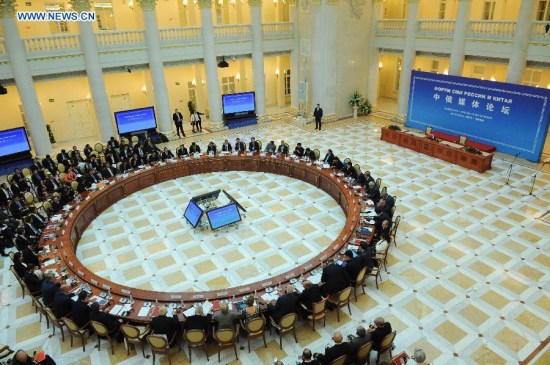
397, 0, 420, 117
449, 0, 472, 76
72, 0, 115, 142
366, 0, 383, 107
311, 0, 338, 115
138, 0, 172, 134
0, 1, 52, 157
506, 0, 536, 84
198, 0, 224, 130
289, 1, 299, 109
249, 0, 266, 116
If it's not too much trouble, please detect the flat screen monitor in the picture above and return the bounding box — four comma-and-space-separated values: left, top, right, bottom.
192, 190, 221, 204
222, 92, 256, 117
183, 200, 204, 228
0, 127, 32, 163
206, 203, 242, 230
114, 106, 157, 135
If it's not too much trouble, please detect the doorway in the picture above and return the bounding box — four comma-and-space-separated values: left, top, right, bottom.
66, 100, 96, 140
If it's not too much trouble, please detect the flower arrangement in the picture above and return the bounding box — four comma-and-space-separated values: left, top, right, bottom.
349, 90, 363, 107
46, 124, 56, 144
464, 146, 482, 155
388, 125, 402, 131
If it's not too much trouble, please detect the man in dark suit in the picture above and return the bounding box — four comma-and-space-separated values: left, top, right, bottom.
173, 108, 185, 137
176, 144, 189, 158
23, 270, 44, 294
313, 104, 323, 130
101, 162, 117, 178
183, 305, 211, 334
72, 291, 92, 328
89, 301, 121, 336
365, 317, 392, 351
321, 259, 351, 297
365, 181, 380, 204
347, 326, 371, 364
152, 305, 181, 343
31, 170, 43, 186
343, 250, 364, 281
298, 280, 323, 319
45, 175, 62, 193
314, 331, 349, 364
41, 272, 61, 308
189, 142, 201, 154
10, 195, 29, 218
221, 140, 232, 152
0, 182, 12, 206
381, 192, 395, 211
52, 285, 73, 319
234, 138, 246, 152
298, 348, 320, 365
322, 149, 334, 165
56, 149, 70, 166
267, 284, 299, 324
293, 143, 305, 158
248, 137, 260, 153
277, 140, 289, 154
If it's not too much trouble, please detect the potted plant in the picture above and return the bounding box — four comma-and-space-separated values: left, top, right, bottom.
46, 124, 56, 144
388, 125, 401, 131
359, 98, 372, 116
349, 90, 363, 118
464, 146, 482, 155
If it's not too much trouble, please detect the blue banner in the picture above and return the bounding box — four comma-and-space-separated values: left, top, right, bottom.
406, 71, 550, 162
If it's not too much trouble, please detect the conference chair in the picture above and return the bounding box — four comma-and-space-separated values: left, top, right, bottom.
269, 313, 298, 349
94, 143, 104, 153
330, 354, 348, 365
327, 286, 353, 322
120, 324, 150, 357
355, 341, 374, 365
375, 331, 397, 364
391, 215, 401, 246
459, 135, 467, 145
57, 163, 66, 173
9, 265, 26, 298
43, 200, 53, 217
58, 173, 67, 184
376, 243, 391, 273
147, 334, 172, 365
351, 266, 368, 302
375, 178, 382, 189
62, 317, 88, 352
131, 136, 139, 144
31, 295, 49, 328
0, 344, 14, 361
314, 148, 320, 160
343, 157, 351, 165
90, 320, 117, 355
392, 195, 397, 205
240, 316, 267, 353
70, 181, 79, 193
390, 206, 396, 217
184, 329, 209, 362
90, 151, 99, 158
121, 137, 130, 145
24, 191, 43, 211
213, 328, 238, 362
44, 307, 66, 342
257, 140, 262, 151
368, 259, 383, 290
425, 126, 432, 135
22, 168, 31, 177
6, 174, 14, 183
301, 296, 328, 331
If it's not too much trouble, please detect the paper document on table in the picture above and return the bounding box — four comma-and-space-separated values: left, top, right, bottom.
109, 304, 123, 315
183, 306, 196, 317
308, 273, 322, 285
294, 281, 305, 293
261, 293, 278, 302
137, 306, 150, 317
202, 301, 213, 314
42, 259, 56, 267
123, 304, 132, 312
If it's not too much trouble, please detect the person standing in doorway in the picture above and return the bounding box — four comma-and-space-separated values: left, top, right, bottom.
191, 110, 204, 133
314, 103, 323, 131
172, 109, 185, 138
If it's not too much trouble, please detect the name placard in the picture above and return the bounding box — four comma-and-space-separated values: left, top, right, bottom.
102, 284, 111, 290
77, 270, 84, 276
239, 287, 251, 293
90, 279, 99, 285
192, 294, 205, 300
121, 289, 131, 295
216, 292, 229, 297
170, 294, 182, 299
261, 281, 273, 288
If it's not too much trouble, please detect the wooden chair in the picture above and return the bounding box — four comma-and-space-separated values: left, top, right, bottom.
44, 307, 66, 342
391, 215, 401, 245
70, 181, 79, 192
22, 168, 32, 177
62, 317, 88, 351
330, 354, 348, 365
213, 328, 238, 363
355, 340, 373, 365
351, 266, 368, 302
240, 316, 267, 353
343, 158, 351, 165
57, 163, 66, 173
121, 137, 130, 145
375, 243, 391, 273
131, 136, 139, 144
43, 200, 53, 217
327, 287, 353, 322
301, 296, 327, 331
375, 178, 382, 189
58, 173, 67, 184
313, 148, 320, 160
24, 191, 43, 211
375, 331, 397, 364
120, 324, 150, 357
94, 143, 104, 153
6, 174, 14, 183
184, 329, 209, 362
368, 259, 383, 290
9, 265, 26, 298
269, 312, 298, 349
0, 344, 14, 361
31, 295, 49, 328
90, 320, 116, 355
147, 334, 171, 365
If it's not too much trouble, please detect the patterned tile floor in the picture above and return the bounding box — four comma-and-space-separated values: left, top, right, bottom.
1, 118, 549, 365
77, 172, 345, 292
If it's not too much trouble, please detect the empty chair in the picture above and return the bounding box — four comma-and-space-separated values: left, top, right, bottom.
90, 320, 116, 355
375, 331, 397, 364
240, 316, 267, 353
269, 313, 298, 349
391, 215, 401, 245
44, 307, 66, 342
31, 295, 49, 328
147, 334, 172, 365
0, 344, 14, 361
120, 324, 150, 357
327, 287, 353, 322
184, 329, 209, 362
213, 328, 238, 363
62, 317, 88, 352
9, 265, 26, 298
94, 143, 104, 153
301, 297, 327, 331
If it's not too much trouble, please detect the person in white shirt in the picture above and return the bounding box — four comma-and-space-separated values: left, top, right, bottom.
375, 236, 390, 255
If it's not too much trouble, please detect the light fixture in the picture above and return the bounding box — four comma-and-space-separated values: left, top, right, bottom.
546, 84, 550, 89
230, 0, 236, 5
490, 76, 496, 81
378, 62, 383, 69
235, 73, 240, 82
191, 79, 196, 86
141, 85, 147, 94
85, 92, 91, 100
275, 69, 280, 78
128, 0, 134, 10
201, 79, 205, 86
182, 0, 188, 7
218, 0, 223, 5
273, 0, 278, 4
443, 69, 448, 75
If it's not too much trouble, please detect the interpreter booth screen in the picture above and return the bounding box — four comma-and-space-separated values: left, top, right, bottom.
206, 203, 242, 230
222, 92, 256, 115
114, 106, 157, 135
183, 200, 204, 228
0, 127, 32, 163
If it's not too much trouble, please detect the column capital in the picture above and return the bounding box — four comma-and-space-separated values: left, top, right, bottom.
346, 0, 365, 18
197, 0, 213, 9
137, 0, 158, 11
407, 0, 421, 3
70, 0, 91, 13
373, 0, 384, 4
247, 0, 262, 7
0, 0, 17, 18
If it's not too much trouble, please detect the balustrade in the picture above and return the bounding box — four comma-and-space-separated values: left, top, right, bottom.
159, 27, 202, 43
262, 22, 294, 38
376, 19, 407, 35
96, 30, 145, 49
417, 20, 455, 37
24, 34, 80, 53
467, 20, 516, 40
531, 21, 550, 42
214, 25, 251, 41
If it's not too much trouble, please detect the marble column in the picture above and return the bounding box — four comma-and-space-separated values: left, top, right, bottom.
449, 0, 472, 76
138, 0, 172, 134
366, 0, 383, 107
72, 0, 115, 142
0, 0, 52, 156
289, 0, 299, 110
198, 0, 223, 130
506, 0, 536, 84
397, 0, 420, 117
248, 0, 266, 116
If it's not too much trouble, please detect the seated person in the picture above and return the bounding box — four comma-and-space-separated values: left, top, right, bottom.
221, 140, 232, 152
358, 241, 375, 270
293, 143, 305, 158
64, 168, 78, 184
322, 149, 334, 165
374, 235, 391, 255
12, 349, 56, 365
341, 161, 357, 179
52, 284, 73, 319
13, 252, 30, 278
71, 291, 92, 328
347, 326, 370, 364
212, 302, 240, 330
50, 195, 63, 213
152, 305, 180, 344
352, 171, 366, 186
267, 284, 299, 324
89, 301, 122, 338
277, 140, 289, 154
248, 137, 260, 152
207, 142, 217, 155
365, 317, 392, 351
23, 269, 44, 294
299, 348, 320, 365
373, 213, 391, 241
10, 195, 30, 218
101, 162, 117, 178
313, 331, 350, 365
189, 142, 201, 154
184, 304, 212, 334
234, 138, 246, 152
330, 156, 343, 170
161, 147, 174, 161
304, 148, 316, 162
264, 140, 276, 153
364, 171, 375, 187
365, 181, 380, 204
321, 258, 351, 297
377, 198, 393, 218
176, 144, 189, 158
298, 280, 323, 319
119, 158, 132, 173
380, 191, 395, 211
240, 295, 261, 324
147, 150, 161, 164
343, 250, 364, 280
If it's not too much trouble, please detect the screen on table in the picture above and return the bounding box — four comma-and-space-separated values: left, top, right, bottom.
183, 200, 203, 228
206, 203, 241, 230
222, 92, 256, 114
114, 106, 157, 135
0, 127, 31, 157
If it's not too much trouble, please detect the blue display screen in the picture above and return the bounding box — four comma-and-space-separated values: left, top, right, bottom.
183, 200, 203, 228
406, 71, 550, 162
206, 203, 241, 230
114, 107, 157, 134
0, 127, 31, 157
222, 92, 256, 114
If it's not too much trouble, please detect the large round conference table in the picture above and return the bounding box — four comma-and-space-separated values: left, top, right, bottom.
39, 152, 370, 322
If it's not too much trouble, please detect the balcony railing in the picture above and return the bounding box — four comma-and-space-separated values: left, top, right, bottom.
159, 27, 202, 44
214, 25, 251, 41
24, 34, 80, 53
96, 30, 145, 49
417, 20, 455, 37
467, 20, 516, 40
376, 20, 407, 35
531, 21, 550, 42
262, 22, 294, 38
0, 41, 5, 56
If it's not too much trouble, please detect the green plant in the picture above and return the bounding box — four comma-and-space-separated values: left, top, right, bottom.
388, 125, 401, 131
187, 100, 195, 115
349, 90, 363, 107
464, 146, 482, 155
359, 98, 372, 115
46, 124, 56, 144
